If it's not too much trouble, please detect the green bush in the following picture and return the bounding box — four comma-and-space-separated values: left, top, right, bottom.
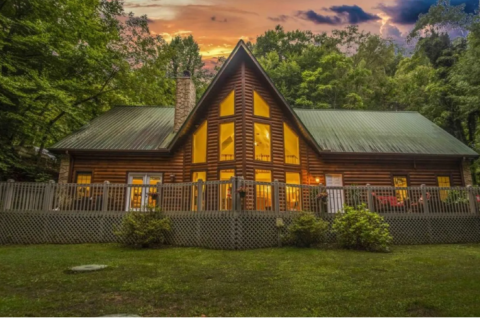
332, 204, 392, 252
115, 209, 171, 248
283, 212, 329, 247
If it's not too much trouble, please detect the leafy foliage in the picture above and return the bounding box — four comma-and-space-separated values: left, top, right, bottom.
332, 205, 392, 252
283, 212, 329, 247
0, 0, 203, 181
115, 209, 171, 248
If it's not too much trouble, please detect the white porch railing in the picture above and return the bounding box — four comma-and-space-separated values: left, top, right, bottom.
1, 178, 479, 214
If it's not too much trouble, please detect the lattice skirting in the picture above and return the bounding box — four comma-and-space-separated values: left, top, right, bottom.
1, 211, 480, 248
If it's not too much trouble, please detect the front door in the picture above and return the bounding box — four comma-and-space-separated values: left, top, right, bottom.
127, 173, 162, 211
326, 174, 344, 213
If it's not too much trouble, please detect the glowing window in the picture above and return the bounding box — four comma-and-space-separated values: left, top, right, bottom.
438, 176, 451, 200
286, 172, 301, 211
284, 123, 299, 165
76, 172, 91, 198
254, 123, 271, 162
219, 122, 235, 161
393, 176, 408, 202
255, 169, 272, 210
254, 91, 270, 118
220, 90, 235, 117
192, 171, 206, 211
220, 169, 235, 210
192, 121, 207, 163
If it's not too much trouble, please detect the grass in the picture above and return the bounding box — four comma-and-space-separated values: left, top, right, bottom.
1, 244, 480, 317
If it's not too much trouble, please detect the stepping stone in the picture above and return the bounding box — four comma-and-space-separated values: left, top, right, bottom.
69, 264, 108, 272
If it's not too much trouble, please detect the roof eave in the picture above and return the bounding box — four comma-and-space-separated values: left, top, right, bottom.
320, 151, 479, 159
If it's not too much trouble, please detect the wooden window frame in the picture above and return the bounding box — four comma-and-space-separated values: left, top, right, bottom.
253, 121, 272, 163
218, 121, 236, 162
219, 89, 236, 119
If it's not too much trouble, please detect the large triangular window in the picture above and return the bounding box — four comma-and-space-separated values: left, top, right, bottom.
220, 91, 235, 117
254, 91, 270, 118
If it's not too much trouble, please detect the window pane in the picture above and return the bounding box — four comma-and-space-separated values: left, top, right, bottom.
438, 176, 451, 200
220, 169, 235, 210
219, 122, 235, 161
254, 91, 270, 118
286, 172, 301, 211
393, 176, 408, 202
220, 90, 235, 117
255, 169, 272, 210
254, 123, 271, 162
193, 121, 207, 163
130, 177, 144, 210
192, 171, 206, 211
147, 176, 161, 207
284, 123, 299, 165
76, 173, 91, 198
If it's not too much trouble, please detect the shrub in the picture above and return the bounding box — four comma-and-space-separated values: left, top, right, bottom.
332, 204, 392, 252
283, 212, 329, 247
115, 209, 171, 248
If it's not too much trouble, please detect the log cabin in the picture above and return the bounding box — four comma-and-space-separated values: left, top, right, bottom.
49, 40, 478, 210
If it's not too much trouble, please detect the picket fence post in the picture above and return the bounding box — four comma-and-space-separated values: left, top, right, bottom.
3, 179, 15, 211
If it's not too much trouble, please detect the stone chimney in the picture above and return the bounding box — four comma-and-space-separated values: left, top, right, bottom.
174, 71, 196, 132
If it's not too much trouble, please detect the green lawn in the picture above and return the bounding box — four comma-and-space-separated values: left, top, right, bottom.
1, 244, 480, 317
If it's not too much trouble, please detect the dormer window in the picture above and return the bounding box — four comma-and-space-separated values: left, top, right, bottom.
220, 90, 235, 117
192, 121, 207, 163
254, 91, 270, 118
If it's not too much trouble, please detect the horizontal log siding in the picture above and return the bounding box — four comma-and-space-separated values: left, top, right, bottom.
71, 151, 184, 184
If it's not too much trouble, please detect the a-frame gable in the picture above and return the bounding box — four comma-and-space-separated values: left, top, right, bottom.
168, 40, 322, 155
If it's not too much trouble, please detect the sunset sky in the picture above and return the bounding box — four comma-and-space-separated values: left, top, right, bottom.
125, 0, 478, 64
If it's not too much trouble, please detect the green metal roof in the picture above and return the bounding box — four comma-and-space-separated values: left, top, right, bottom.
294, 109, 478, 156
50, 106, 477, 156
50, 106, 175, 151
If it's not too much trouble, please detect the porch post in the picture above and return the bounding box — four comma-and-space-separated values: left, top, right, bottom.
273, 179, 280, 213
467, 185, 477, 214
230, 177, 237, 212
421, 184, 429, 214
197, 179, 203, 212
366, 184, 374, 212
237, 176, 244, 211
318, 183, 325, 214
156, 182, 163, 211
102, 181, 110, 212
42, 180, 55, 211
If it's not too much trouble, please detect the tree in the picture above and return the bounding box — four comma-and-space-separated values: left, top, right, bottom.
0, 0, 175, 180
